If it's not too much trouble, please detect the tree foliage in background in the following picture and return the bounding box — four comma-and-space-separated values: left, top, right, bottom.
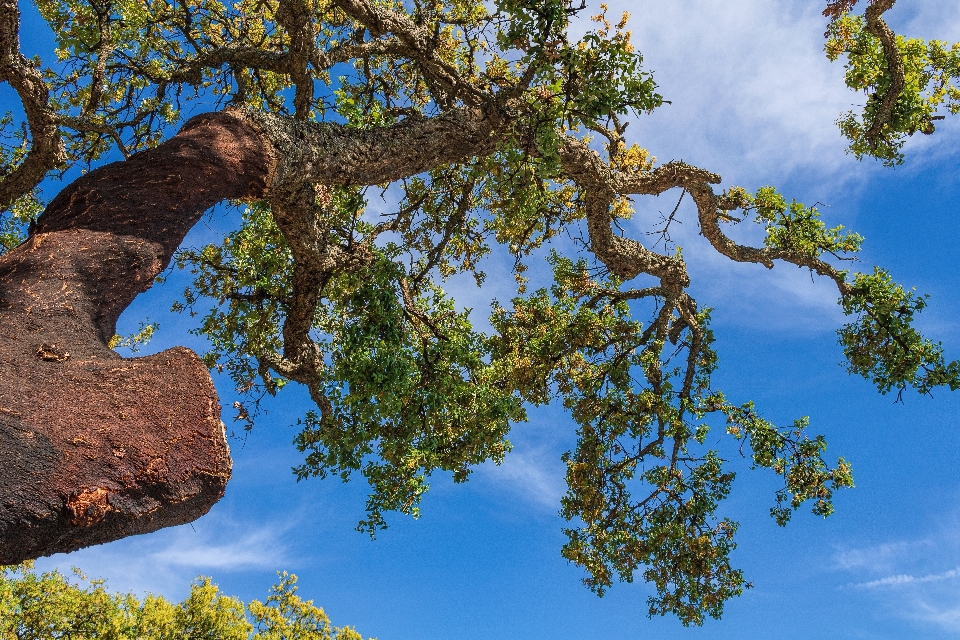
1, 0, 958, 626
0, 562, 369, 639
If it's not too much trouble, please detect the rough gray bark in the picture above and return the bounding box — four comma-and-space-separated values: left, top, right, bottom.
862, 0, 906, 146
239, 104, 506, 187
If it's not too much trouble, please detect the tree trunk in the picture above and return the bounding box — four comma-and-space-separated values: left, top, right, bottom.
0, 111, 271, 563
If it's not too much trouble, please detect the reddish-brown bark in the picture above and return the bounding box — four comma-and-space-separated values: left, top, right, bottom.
0, 111, 272, 563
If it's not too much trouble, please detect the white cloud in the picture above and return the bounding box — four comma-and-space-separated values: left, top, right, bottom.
834, 539, 930, 573
834, 525, 960, 634
597, 0, 858, 185
150, 526, 291, 570
33, 512, 296, 600
478, 446, 567, 511
568, 0, 960, 191
852, 567, 960, 590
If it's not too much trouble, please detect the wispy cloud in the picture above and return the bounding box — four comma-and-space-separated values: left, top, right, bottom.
852, 567, 960, 590
34, 512, 297, 600
912, 600, 960, 632
833, 524, 960, 633
833, 540, 931, 573
479, 447, 567, 511
149, 525, 291, 570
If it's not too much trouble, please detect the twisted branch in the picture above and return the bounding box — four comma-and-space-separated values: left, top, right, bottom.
0, 0, 65, 212
557, 135, 853, 298
862, 0, 903, 148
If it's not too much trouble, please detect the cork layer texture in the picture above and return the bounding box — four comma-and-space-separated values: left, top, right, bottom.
0, 112, 272, 562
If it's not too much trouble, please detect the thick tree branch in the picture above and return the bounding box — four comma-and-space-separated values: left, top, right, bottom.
238, 101, 508, 187
862, 0, 903, 148
0, 0, 65, 212
151, 39, 407, 93
82, 8, 115, 116
0, 111, 270, 563
557, 136, 693, 289
163, 47, 293, 82
276, 0, 315, 118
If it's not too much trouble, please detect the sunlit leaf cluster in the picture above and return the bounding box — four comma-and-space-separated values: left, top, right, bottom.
839, 268, 960, 395
825, 10, 960, 165
730, 185, 864, 258
0, 563, 368, 639
107, 319, 159, 353
720, 404, 854, 526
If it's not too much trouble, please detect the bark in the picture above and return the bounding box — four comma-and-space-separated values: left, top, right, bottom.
862, 0, 904, 147
240, 104, 504, 187
0, 111, 271, 563
0, 0, 66, 212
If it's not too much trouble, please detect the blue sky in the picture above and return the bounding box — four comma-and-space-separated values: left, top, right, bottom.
10, 0, 960, 637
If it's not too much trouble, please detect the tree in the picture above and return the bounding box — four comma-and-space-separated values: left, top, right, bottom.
0, 561, 369, 638
0, 0, 957, 626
